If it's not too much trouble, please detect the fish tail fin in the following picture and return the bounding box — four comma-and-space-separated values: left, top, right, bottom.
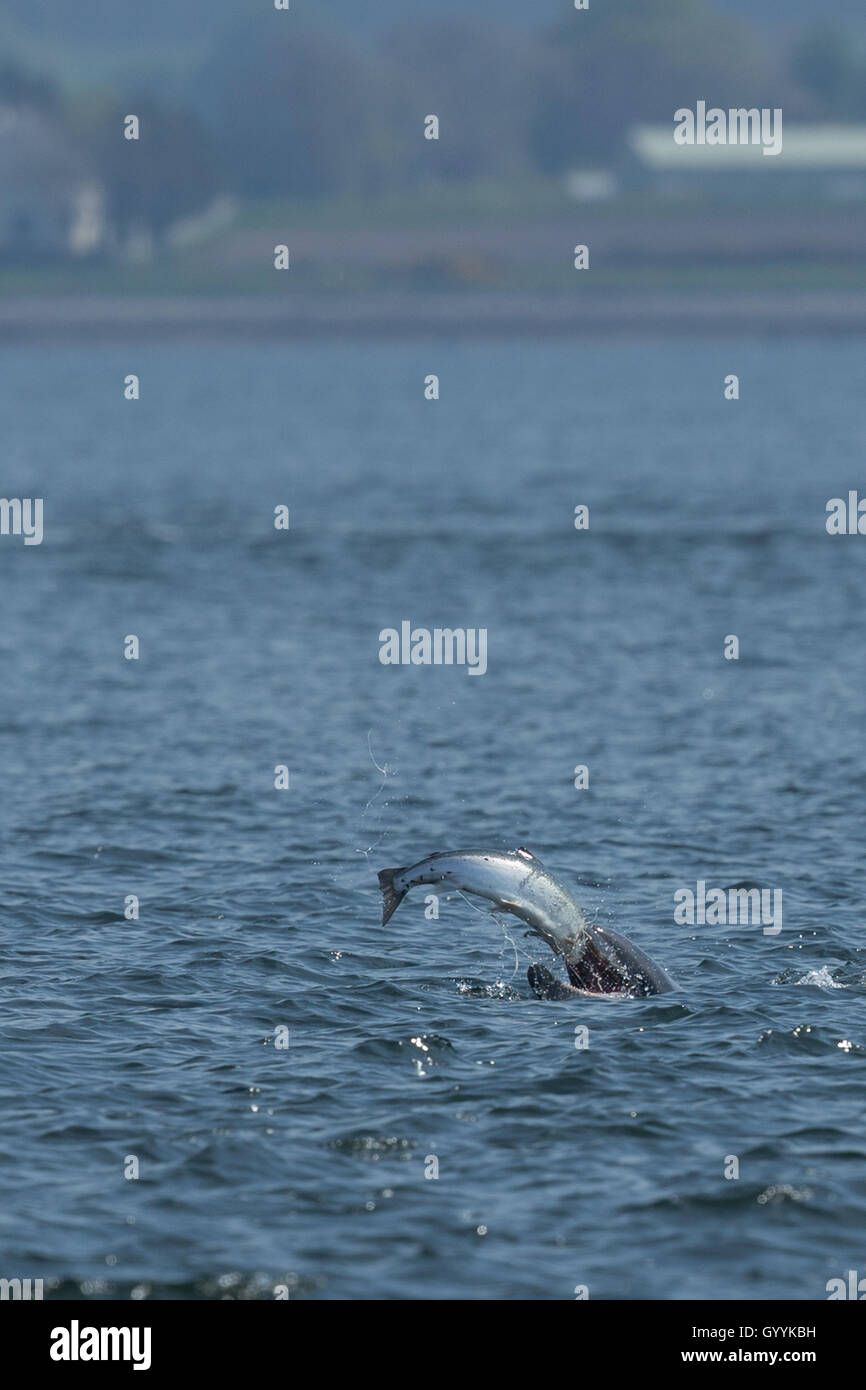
378, 867, 408, 925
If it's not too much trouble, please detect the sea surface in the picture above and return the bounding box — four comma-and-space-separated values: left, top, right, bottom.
1, 336, 864, 1300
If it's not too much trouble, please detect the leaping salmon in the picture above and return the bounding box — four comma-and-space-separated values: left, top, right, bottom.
377, 847, 674, 998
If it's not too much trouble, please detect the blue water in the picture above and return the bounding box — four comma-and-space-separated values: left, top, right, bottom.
1, 338, 864, 1300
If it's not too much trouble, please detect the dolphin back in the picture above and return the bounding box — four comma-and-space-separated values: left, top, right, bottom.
565, 923, 674, 996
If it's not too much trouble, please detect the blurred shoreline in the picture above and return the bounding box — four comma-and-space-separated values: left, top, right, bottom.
3, 289, 866, 337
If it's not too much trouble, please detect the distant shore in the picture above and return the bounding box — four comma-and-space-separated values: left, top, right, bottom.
3, 289, 866, 337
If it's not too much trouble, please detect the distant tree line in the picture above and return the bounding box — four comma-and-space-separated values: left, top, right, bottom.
3, 0, 866, 243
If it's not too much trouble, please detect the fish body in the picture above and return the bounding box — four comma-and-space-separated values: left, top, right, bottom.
377, 847, 673, 998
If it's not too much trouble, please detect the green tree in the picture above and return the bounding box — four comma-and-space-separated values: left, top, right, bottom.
0, 55, 59, 111
95, 97, 219, 246
198, 21, 398, 198
381, 19, 542, 183
792, 27, 866, 118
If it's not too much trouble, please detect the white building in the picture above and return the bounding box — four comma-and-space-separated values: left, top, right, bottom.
624, 123, 866, 200
0, 105, 107, 257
